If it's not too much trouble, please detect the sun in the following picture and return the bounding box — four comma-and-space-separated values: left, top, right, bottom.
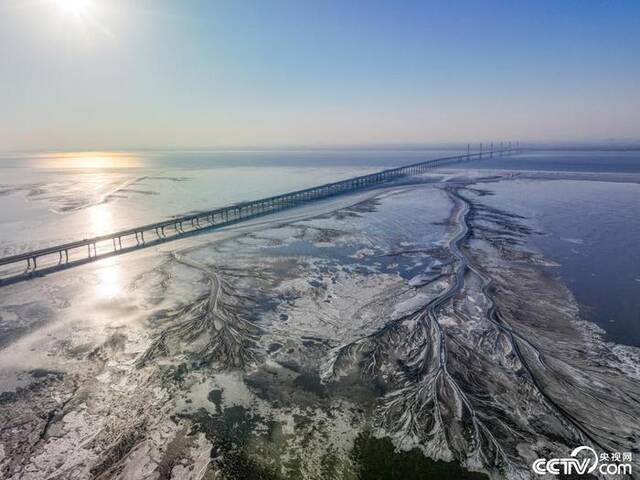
49, 0, 114, 38
54, 0, 93, 19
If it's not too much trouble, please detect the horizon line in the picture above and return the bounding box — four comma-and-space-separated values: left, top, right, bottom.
2, 139, 640, 156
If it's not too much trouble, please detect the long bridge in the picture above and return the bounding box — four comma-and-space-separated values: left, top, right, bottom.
0, 143, 520, 282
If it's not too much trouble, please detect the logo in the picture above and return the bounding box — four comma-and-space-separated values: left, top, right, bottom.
532, 446, 633, 476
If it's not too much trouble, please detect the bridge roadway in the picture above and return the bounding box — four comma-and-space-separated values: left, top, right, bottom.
0, 146, 519, 280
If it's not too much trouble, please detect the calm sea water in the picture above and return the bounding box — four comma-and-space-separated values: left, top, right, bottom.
1, 148, 639, 347
459, 149, 640, 173
482, 179, 640, 347
464, 150, 640, 347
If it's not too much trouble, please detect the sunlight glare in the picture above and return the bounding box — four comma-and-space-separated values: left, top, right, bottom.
55, 0, 93, 19
95, 257, 122, 299
42, 152, 143, 169
91, 203, 113, 236
90, 208, 122, 299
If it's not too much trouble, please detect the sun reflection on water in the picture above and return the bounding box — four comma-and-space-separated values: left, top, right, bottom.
37, 152, 143, 169
95, 257, 122, 299
90, 203, 113, 236
87, 194, 123, 298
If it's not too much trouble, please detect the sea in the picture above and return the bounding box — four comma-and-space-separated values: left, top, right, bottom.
1, 148, 639, 346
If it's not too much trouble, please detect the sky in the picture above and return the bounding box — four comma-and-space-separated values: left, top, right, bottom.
1, 0, 639, 151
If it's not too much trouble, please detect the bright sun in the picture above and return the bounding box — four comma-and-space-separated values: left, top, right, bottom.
54, 0, 93, 19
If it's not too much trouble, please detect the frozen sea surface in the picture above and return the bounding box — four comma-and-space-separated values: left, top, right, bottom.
0, 149, 458, 256
2, 149, 639, 345
1, 150, 640, 479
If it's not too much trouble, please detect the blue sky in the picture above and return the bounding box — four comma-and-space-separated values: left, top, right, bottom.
1, 0, 639, 150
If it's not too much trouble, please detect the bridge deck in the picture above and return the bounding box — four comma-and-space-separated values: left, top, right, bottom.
0, 148, 519, 280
